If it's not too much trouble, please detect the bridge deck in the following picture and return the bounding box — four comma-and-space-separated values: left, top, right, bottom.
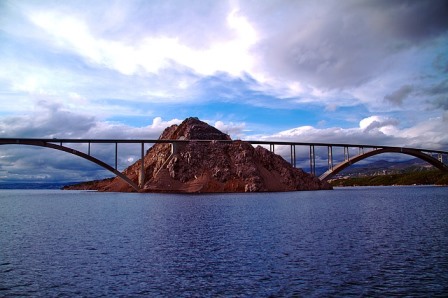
1, 137, 447, 154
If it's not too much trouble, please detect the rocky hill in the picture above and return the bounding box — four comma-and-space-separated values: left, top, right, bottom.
65, 117, 332, 192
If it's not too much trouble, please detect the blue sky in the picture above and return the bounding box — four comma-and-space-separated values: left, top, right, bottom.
1, 0, 447, 182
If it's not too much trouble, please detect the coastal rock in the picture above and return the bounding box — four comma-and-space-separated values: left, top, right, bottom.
65, 117, 332, 192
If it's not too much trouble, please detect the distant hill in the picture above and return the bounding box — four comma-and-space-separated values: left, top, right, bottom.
0, 182, 82, 190
330, 170, 448, 186
328, 158, 448, 186
330, 158, 436, 178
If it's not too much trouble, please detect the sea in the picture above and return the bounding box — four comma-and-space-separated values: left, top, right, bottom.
0, 186, 447, 297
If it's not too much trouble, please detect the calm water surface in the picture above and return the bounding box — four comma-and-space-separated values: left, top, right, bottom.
1, 186, 447, 297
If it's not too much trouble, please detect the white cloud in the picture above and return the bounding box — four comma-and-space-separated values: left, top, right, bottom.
27, 5, 258, 78
249, 115, 447, 150
400, 116, 448, 149
0, 101, 175, 140
244, 114, 447, 169
214, 120, 246, 138
359, 116, 399, 134
150, 117, 182, 131
0, 105, 184, 181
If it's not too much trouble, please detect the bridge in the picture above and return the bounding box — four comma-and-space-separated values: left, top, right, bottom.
1, 138, 447, 191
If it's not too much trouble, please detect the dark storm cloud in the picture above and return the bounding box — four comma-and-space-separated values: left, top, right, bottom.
0, 145, 111, 182
433, 53, 448, 73
0, 101, 96, 138
421, 80, 448, 111
431, 97, 448, 111
364, 0, 448, 43
241, 0, 448, 89
426, 79, 448, 97
384, 85, 413, 106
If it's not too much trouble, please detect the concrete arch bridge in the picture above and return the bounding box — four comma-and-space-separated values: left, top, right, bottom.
0, 138, 447, 191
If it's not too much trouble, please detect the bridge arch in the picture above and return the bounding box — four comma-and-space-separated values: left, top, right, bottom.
0, 141, 140, 191
320, 147, 448, 181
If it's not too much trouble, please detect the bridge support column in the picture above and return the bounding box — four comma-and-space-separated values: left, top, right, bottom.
310, 145, 315, 176
139, 142, 145, 188
293, 145, 297, 167
344, 146, 350, 161
290, 145, 296, 167
171, 142, 179, 155
328, 146, 333, 171
115, 143, 118, 170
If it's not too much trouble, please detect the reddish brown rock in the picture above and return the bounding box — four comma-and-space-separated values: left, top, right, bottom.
65, 117, 332, 192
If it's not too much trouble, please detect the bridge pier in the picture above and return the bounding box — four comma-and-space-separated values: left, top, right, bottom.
309, 145, 316, 175
344, 146, 350, 161
328, 146, 333, 171
290, 145, 296, 167
171, 142, 180, 155
139, 142, 145, 187
115, 143, 118, 170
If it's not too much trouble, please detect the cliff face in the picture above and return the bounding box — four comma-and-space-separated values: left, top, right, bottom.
66, 117, 332, 192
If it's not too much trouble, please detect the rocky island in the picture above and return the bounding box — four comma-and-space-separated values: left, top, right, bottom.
65, 117, 332, 192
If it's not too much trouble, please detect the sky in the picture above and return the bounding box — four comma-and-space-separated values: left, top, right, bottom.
1, 0, 447, 182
